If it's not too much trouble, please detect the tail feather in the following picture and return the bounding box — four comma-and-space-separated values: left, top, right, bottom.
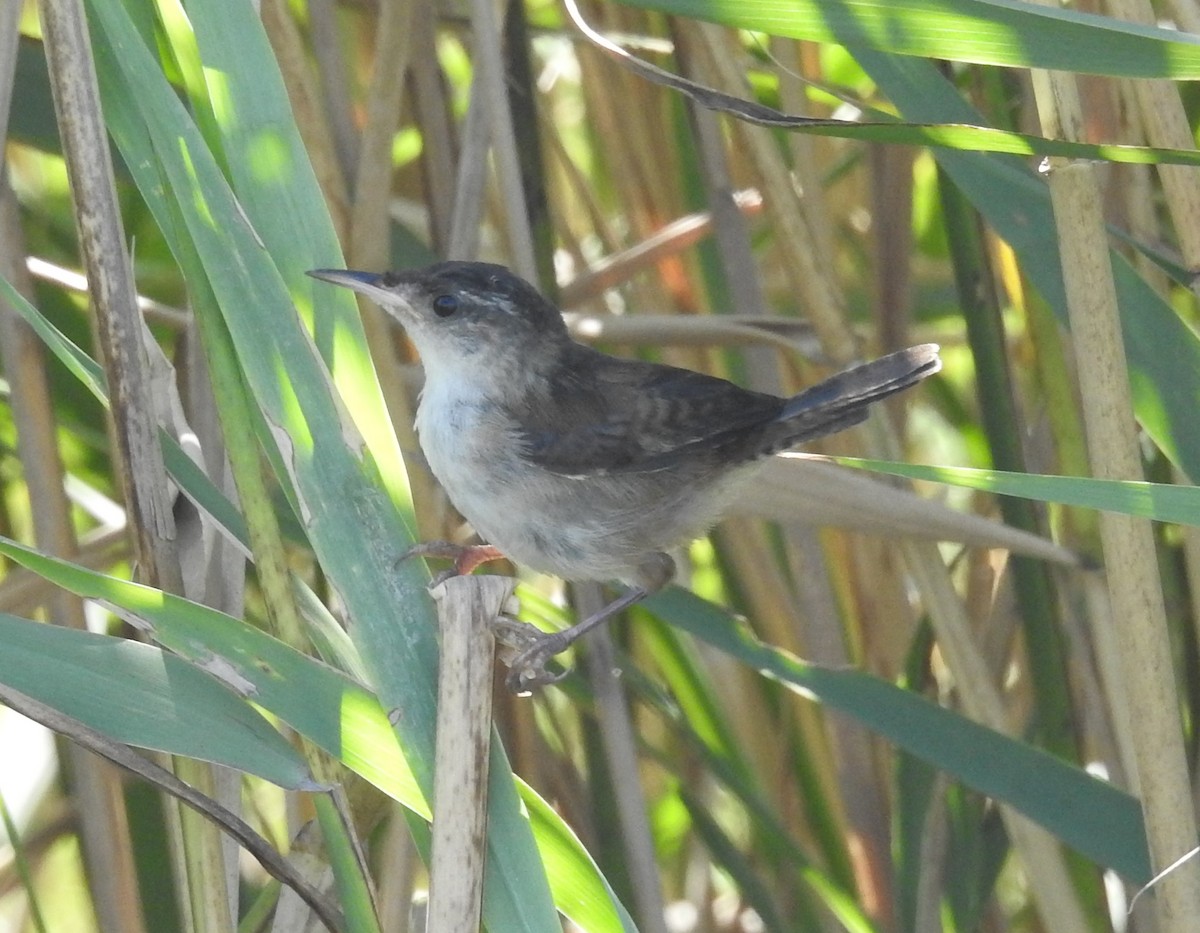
764, 343, 941, 453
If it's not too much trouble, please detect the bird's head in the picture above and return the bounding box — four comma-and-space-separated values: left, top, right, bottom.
308, 262, 568, 376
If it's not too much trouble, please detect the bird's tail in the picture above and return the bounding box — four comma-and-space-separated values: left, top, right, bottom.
765, 344, 941, 452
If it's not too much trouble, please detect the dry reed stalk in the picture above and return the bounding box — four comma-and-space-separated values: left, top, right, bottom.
348, 0, 414, 268
0, 171, 147, 933
835, 530, 913, 678
691, 25, 854, 366
789, 528, 897, 922
408, 2, 457, 250
711, 519, 848, 852
869, 143, 917, 351
542, 119, 624, 273
899, 534, 1092, 932
375, 807, 420, 932
1166, 0, 1200, 33
446, 75, 493, 260
770, 38, 838, 283
262, 0, 349, 240
463, 0, 535, 279
39, 0, 181, 592
306, 0, 358, 179
427, 576, 509, 933
343, 0, 438, 530
1078, 574, 1138, 786
1105, 0, 1200, 280
580, 588, 669, 933
574, 8, 679, 318
1029, 25, 1200, 928
1105, 1, 1200, 826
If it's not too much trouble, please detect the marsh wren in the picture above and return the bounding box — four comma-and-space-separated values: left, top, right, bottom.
310, 262, 940, 692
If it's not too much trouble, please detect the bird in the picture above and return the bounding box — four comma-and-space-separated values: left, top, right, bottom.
308, 262, 941, 692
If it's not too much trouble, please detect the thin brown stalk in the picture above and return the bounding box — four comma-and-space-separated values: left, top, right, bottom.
789, 529, 896, 924
559, 191, 764, 306
574, 10, 680, 319
673, 25, 770, 339
0, 177, 147, 933
446, 73, 493, 261
1104, 0, 1200, 284
38, 0, 182, 593
837, 530, 912, 678
376, 809, 420, 933
580, 590, 669, 933
0, 0, 18, 152
307, 0, 358, 179
712, 518, 848, 850
348, 0, 414, 269
343, 0, 438, 525
1079, 573, 1138, 787
464, 0, 536, 279
869, 145, 916, 352
913, 772, 951, 933
769, 38, 837, 288
899, 535, 1092, 933
1109, 85, 1168, 294
262, 0, 350, 240
409, 1, 458, 251
690, 24, 855, 365
1029, 36, 1200, 927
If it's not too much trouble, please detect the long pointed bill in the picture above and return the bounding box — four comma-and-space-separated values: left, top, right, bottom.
307, 268, 392, 302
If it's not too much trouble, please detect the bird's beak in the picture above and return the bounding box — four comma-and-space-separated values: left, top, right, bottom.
307, 268, 390, 301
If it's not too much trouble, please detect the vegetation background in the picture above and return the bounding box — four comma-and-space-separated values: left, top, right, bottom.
3, 0, 1200, 931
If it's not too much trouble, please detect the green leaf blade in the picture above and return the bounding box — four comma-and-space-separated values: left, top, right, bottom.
0, 613, 315, 790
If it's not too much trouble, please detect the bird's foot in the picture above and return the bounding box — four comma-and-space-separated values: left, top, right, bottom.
494, 583, 656, 694
491, 618, 572, 694
397, 541, 506, 587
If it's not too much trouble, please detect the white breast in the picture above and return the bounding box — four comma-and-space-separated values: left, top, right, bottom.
414, 371, 529, 536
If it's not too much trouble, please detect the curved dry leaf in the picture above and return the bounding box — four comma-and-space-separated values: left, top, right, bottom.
732, 454, 1078, 565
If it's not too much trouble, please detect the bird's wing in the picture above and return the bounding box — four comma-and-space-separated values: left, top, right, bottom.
516, 348, 784, 477
518, 343, 941, 477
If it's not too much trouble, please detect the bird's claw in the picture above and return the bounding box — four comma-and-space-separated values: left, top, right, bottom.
427, 567, 460, 589
505, 645, 570, 695
491, 617, 571, 694
396, 540, 506, 583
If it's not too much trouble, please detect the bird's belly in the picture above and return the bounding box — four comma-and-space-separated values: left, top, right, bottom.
417, 397, 754, 582
464, 474, 720, 584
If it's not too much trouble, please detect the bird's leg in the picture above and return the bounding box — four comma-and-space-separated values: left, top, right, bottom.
397, 541, 507, 585
503, 586, 651, 694
502, 551, 676, 694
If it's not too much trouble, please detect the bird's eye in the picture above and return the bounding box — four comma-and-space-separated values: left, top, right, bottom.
432, 294, 459, 317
